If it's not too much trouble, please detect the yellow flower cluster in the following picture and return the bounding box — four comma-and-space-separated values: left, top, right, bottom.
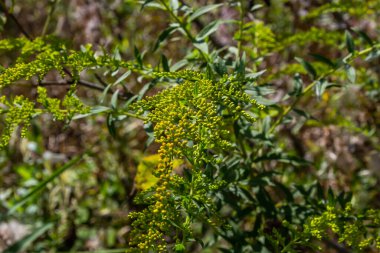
0, 96, 35, 148
304, 204, 380, 250
128, 70, 264, 251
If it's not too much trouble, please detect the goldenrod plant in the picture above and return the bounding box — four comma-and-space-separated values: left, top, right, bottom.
1, 0, 380, 252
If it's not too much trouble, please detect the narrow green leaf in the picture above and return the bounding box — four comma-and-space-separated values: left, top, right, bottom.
250, 4, 263, 12
7, 156, 83, 215
169, 0, 179, 11
100, 83, 114, 104
344, 64, 356, 83
134, 46, 143, 66
153, 26, 178, 52
315, 80, 325, 98
236, 52, 246, 78
262, 116, 271, 137
357, 30, 373, 46
365, 49, 380, 61
188, 4, 223, 22
111, 90, 119, 109
315, 79, 334, 98
171, 59, 188, 71
295, 57, 317, 79
114, 70, 131, 86
245, 69, 266, 80
196, 20, 222, 40
327, 187, 335, 205
161, 54, 170, 72
345, 30, 355, 53
289, 73, 303, 97
140, 0, 155, 10
194, 41, 209, 54
73, 106, 111, 120
310, 53, 336, 68
4, 223, 53, 253
107, 114, 117, 138
293, 108, 311, 119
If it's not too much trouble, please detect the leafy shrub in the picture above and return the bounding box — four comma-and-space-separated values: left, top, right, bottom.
1, 0, 380, 252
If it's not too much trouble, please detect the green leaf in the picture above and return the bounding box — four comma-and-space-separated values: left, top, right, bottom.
170, 0, 179, 11
161, 54, 170, 72
73, 106, 111, 120
245, 69, 266, 80
4, 223, 53, 253
134, 46, 143, 66
288, 73, 303, 97
7, 156, 83, 215
315, 79, 333, 98
236, 52, 246, 78
212, 57, 227, 75
293, 108, 313, 119
194, 41, 209, 54
153, 25, 178, 52
114, 70, 131, 86
357, 30, 373, 46
262, 116, 271, 137
196, 20, 222, 40
250, 4, 264, 12
310, 53, 336, 68
345, 30, 355, 53
344, 64, 356, 83
111, 90, 119, 109
327, 187, 336, 205
365, 49, 380, 61
140, 0, 155, 10
107, 114, 117, 138
171, 59, 188, 71
295, 57, 317, 79
315, 80, 325, 98
188, 4, 223, 22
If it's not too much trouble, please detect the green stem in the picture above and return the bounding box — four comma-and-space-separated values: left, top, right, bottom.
237, 0, 245, 57
121, 110, 147, 121
269, 43, 380, 133
42, 0, 58, 36
280, 237, 299, 253
158, 0, 209, 63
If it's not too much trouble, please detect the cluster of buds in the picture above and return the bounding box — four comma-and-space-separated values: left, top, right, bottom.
128, 71, 264, 251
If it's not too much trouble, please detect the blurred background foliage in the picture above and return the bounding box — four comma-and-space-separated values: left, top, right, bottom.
0, 0, 380, 252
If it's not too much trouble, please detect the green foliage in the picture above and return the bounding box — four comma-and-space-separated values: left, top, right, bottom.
127, 70, 264, 251
1, 0, 380, 252
303, 205, 380, 250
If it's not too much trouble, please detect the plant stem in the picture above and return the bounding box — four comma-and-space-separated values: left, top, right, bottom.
121, 110, 147, 121
42, 0, 58, 36
237, 0, 244, 56
158, 0, 209, 63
